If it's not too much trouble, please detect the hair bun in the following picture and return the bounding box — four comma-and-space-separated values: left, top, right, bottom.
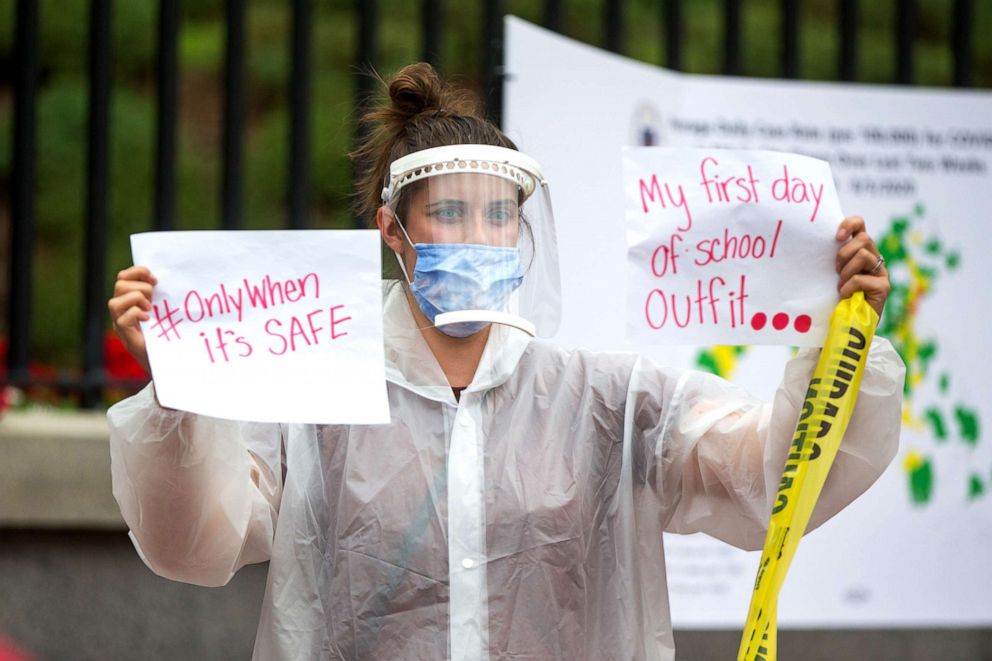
388, 63, 444, 118
351, 62, 504, 226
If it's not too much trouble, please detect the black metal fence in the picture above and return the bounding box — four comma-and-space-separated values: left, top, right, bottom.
3, 0, 984, 407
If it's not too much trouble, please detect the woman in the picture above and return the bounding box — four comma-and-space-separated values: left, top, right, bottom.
107, 63, 904, 660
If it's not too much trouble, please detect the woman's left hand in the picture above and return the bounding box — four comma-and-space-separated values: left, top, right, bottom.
835, 216, 890, 318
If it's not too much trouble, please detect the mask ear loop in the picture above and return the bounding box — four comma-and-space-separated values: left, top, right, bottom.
388, 211, 446, 334
389, 211, 417, 286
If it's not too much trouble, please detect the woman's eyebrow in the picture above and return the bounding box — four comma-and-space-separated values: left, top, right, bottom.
425, 199, 466, 210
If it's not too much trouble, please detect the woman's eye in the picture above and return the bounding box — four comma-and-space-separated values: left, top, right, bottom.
487, 208, 515, 224
430, 206, 462, 221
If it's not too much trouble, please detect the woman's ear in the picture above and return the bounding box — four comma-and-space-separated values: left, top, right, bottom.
378, 206, 406, 254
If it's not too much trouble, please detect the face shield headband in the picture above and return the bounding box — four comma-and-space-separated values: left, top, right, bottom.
382, 144, 562, 338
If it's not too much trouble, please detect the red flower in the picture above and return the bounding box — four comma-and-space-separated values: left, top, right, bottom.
104, 333, 148, 380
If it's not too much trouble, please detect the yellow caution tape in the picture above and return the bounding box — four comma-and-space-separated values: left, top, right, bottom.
738, 291, 878, 661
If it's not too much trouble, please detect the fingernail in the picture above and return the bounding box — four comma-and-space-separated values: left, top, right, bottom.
836, 229, 848, 240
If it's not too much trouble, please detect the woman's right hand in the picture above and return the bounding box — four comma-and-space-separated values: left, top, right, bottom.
108, 265, 158, 373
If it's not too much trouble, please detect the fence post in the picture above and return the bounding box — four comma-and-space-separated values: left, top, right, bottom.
605, 0, 623, 54
895, 0, 914, 84
222, 0, 246, 229
8, 0, 39, 388
82, 0, 113, 408
723, 0, 742, 75
782, 0, 799, 78
353, 0, 378, 229
482, 0, 505, 127
423, 0, 443, 68
289, 0, 312, 230
155, 0, 179, 232
952, 0, 973, 87
839, 0, 857, 81
544, 0, 563, 33
664, 0, 683, 71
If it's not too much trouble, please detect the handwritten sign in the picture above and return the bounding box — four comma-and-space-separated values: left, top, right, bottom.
131, 230, 389, 424
624, 147, 843, 346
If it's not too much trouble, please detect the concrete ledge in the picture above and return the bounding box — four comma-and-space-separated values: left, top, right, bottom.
0, 409, 125, 529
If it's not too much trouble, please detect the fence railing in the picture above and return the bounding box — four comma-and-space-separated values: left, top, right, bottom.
3, 0, 983, 407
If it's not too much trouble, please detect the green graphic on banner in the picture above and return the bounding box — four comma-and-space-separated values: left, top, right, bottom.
876, 203, 983, 505
696, 345, 747, 379
903, 451, 934, 504
695, 203, 985, 505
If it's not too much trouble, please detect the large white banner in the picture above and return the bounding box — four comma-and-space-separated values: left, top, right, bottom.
505, 16, 992, 627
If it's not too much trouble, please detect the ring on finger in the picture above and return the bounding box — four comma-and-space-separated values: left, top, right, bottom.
869, 254, 885, 274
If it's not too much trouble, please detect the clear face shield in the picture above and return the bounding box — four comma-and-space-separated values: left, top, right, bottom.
381, 145, 561, 338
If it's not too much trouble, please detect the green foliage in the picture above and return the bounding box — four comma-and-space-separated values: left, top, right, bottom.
1, 0, 991, 368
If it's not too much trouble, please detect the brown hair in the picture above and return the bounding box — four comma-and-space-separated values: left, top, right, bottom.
351, 63, 517, 227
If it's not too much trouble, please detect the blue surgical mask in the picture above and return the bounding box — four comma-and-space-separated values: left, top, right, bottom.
396, 243, 524, 337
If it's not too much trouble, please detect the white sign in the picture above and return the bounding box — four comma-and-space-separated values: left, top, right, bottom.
625, 147, 842, 345
131, 230, 390, 425
505, 16, 992, 628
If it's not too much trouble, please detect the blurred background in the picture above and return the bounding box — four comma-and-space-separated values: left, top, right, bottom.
1, 1, 991, 659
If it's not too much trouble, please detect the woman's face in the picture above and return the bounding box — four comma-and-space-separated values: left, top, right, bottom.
401, 173, 521, 248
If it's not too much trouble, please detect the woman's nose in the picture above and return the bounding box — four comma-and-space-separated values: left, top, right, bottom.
465, 214, 490, 244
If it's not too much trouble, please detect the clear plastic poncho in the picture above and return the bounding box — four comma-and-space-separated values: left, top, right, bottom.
108, 281, 904, 660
